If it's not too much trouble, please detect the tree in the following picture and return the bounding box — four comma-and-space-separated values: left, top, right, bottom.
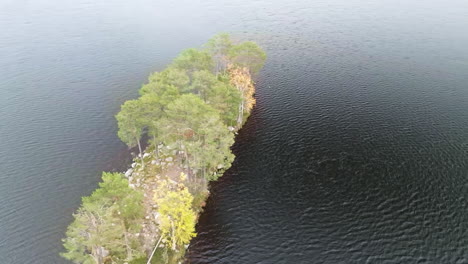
157, 94, 234, 179
205, 81, 241, 127
188, 70, 218, 99
187, 70, 240, 126
62, 173, 145, 264
142, 67, 190, 94
229, 41, 266, 75
84, 172, 144, 224
137, 94, 171, 152
205, 33, 233, 74
228, 66, 256, 128
184, 123, 235, 181
154, 179, 196, 251
171, 48, 213, 74
116, 99, 146, 168
62, 204, 125, 264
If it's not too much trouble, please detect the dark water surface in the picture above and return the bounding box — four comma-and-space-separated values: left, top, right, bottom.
1, 0, 468, 263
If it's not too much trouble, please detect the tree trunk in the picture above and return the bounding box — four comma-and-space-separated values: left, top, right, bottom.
184, 151, 191, 181
237, 100, 244, 129
171, 220, 176, 251
122, 221, 132, 261
136, 137, 145, 169
92, 246, 104, 264
146, 235, 163, 264
153, 135, 160, 159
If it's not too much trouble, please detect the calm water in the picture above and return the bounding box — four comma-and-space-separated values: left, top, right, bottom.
1, 0, 468, 263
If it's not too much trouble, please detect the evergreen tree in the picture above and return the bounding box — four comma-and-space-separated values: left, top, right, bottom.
157, 94, 234, 179
116, 99, 146, 168
229, 41, 266, 75
205, 33, 233, 74
171, 48, 214, 74
62, 173, 144, 264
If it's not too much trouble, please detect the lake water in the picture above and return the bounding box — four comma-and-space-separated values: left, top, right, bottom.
1, 0, 467, 263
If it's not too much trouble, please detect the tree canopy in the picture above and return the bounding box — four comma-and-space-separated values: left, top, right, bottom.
61, 173, 144, 264
154, 177, 196, 251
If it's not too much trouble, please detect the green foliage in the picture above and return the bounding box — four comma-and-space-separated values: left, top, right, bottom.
85, 172, 144, 226
205, 33, 233, 56
116, 99, 145, 149
138, 94, 168, 147
171, 48, 213, 73
188, 70, 218, 98
205, 33, 233, 74
141, 68, 189, 95
61, 173, 145, 264
205, 81, 241, 127
158, 94, 220, 143
229, 41, 267, 74
156, 94, 235, 178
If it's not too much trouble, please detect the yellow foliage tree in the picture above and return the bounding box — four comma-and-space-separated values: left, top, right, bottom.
154, 176, 196, 251
228, 65, 256, 128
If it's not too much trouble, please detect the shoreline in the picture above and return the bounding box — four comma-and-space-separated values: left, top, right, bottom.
61, 33, 265, 264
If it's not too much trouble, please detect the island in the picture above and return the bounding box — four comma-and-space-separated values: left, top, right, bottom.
61, 34, 266, 264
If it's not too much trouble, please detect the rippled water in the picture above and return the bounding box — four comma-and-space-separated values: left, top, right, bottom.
1, 0, 468, 263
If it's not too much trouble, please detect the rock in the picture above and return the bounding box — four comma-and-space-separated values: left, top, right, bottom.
153, 212, 160, 220
125, 169, 133, 177
165, 157, 173, 162
169, 179, 178, 185
217, 164, 224, 169
131, 163, 136, 168
228, 126, 235, 131
143, 153, 150, 158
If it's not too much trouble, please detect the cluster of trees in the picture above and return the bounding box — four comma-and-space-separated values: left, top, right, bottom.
62, 34, 265, 264
116, 33, 266, 180
61, 173, 145, 264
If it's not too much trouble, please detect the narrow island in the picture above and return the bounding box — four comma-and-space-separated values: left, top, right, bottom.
61, 34, 266, 264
